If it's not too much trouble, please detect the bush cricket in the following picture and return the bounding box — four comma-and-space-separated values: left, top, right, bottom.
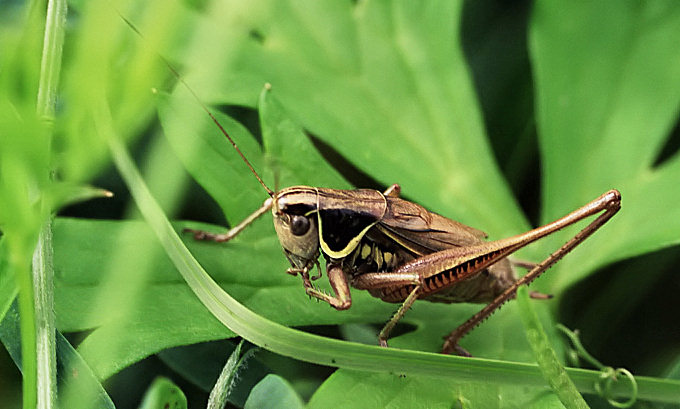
181, 95, 621, 355
117, 8, 620, 355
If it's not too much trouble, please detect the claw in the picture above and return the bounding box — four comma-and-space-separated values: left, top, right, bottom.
310, 260, 323, 280
183, 228, 205, 240
441, 338, 472, 356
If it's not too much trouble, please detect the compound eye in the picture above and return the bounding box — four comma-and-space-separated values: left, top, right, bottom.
290, 215, 311, 236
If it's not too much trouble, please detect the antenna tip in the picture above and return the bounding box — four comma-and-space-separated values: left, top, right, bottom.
264, 82, 272, 90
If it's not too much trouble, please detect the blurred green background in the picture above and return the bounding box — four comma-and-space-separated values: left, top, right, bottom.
1, 0, 679, 408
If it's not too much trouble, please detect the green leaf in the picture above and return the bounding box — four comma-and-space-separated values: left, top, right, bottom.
0, 238, 17, 324
258, 85, 349, 190
307, 370, 479, 409
138, 377, 187, 409
56, 331, 116, 409
0, 303, 115, 409
176, 0, 527, 238
47, 182, 113, 211
164, 0, 680, 306
53, 217, 549, 380
158, 90, 268, 224
530, 0, 680, 291
101, 94, 680, 409
155, 1, 551, 393
307, 369, 564, 409
54, 218, 236, 379
244, 374, 304, 409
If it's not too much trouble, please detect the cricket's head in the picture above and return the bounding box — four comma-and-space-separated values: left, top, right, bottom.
271, 186, 320, 269
270, 186, 388, 270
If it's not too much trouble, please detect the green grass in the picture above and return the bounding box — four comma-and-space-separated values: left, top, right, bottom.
1, 0, 680, 408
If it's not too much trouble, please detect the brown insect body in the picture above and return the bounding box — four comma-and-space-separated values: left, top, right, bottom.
189, 178, 620, 355
272, 185, 516, 305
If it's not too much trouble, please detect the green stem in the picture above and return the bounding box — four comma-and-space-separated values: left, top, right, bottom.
557, 324, 639, 408
556, 324, 603, 369
33, 0, 67, 408
36, 0, 67, 119
15, 251, 37, 409
517, 286, 589, 408
32, 221, 56, 409
97, 99, 680, 405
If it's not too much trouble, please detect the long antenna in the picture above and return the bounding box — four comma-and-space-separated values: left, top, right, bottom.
119, 12, 275, 197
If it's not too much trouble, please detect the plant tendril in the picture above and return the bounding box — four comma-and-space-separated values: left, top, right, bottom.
557, 324, 638, 408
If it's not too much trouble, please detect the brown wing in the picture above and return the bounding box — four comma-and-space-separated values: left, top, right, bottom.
377, 196, 487, 255
373, 197, 519, 304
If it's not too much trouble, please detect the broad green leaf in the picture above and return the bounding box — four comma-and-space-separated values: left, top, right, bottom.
258, 85, 349, 190
307, 370, 487, 409
530, 1, 680, 291
68, 72, 567, 379
173, 0, 527, 238
307, 369, 562, 409
151, 2, 584, 406
163, 0, 680, 309
106, 124, 609, 408
158, 90, 267, 224
54, 218, 547, 379
53, 216, 390, 379
57, 0, 192, 183
244, 374, 304, 409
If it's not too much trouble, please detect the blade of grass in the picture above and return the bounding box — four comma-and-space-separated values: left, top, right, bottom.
0, 302, 115, 409
0, 240, 17, 323
31, 222, 55, 409
517, 286, 589, 409
33, 0, 68, 407
55, 330, 116, 409
207, 340, 256, 409
95, 97, 680, 405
